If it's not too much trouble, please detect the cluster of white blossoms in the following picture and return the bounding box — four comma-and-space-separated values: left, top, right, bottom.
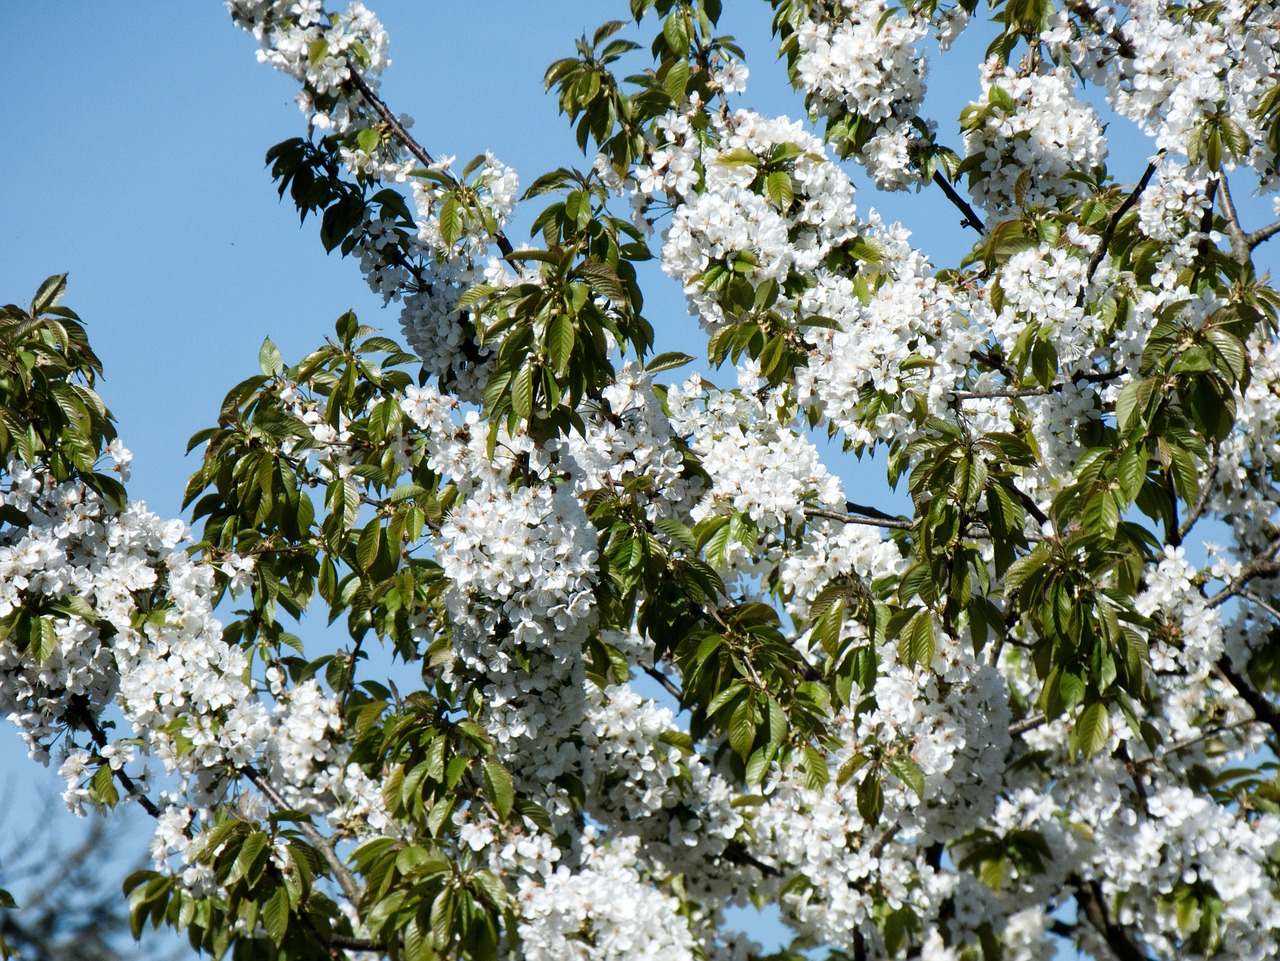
399, 381, 750, 922
0, 450, 380, 898
789, 0, 932, 190
668, 368, 844, 560
566, 363, 703, 523
750, 632, 1012, 952
655, 108, 865, 331
229, 1, 387, 127
1105, 0, 1263, 167
230, 1, 524, 403
962, 64, 1108, 216
515, 834, 697, 961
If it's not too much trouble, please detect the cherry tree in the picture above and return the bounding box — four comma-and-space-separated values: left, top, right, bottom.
3, 0, 1280, 959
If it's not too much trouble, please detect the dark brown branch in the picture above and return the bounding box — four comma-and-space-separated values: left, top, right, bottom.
1246, 219, 1280, 250
804, 506, 914, 531
868, 821, 901, 858
638, 661, 683, 702
1050, 919, 1078, 940
846, 500, 902, 522
329, 933, 388, 952
1084, 157, 1162, 288
84, 717, 161, 819
1216, 657, 1280, 741
1012, 486, 1051, 529
345, 70, 516, 260
724, 842, 783, 878
1073, 877, 1154, 961
932, 170, 985, 234
1206, 533, 1280, 608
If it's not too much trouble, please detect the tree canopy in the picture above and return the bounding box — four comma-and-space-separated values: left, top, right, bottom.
4, 1, 1280, 959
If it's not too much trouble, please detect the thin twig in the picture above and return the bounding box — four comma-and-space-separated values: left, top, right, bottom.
1215, 657, 1280, 741
724, 842, 784, 878
1206, 533, 1280, 608
804, 506, 914, 531
244, 765, 363, 906
1163, 717, 1257, 756
1008, 712, 1048, 737
638, 661, 683, 702
931, 170, 985, 234
1063, 0, 1138, 58
345, 70, 516, 261
1239, 588, 1280, 623
85, 718, 160, 819
1175, 447, 1218, 544
1084, 156, 1162, 288
868, 820, 901, 858
1072, 877, 1155, 961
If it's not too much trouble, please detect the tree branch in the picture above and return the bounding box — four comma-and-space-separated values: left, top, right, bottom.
1215, 174, 1251, 264
84, 718, 161, 819
955, 387, 1051, 400
243, 765, 364, 907
804, 506, 914, 531
846, 500, 903, 522
1072, 877, 1153, 961
931, 170, 985, 234
1063, 0, 1138, 58
1009, 712, 1048, 737
638, 661, 683, 702
344, 70, 516, 261
1246, 219, 1280, 251
1205, 533, 1280, 608
1215, 657, 1280, 741
329, 933, 388, 952
1084, 157, 1162, 288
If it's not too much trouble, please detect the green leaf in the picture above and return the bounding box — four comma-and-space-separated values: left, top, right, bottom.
1075, 701, 1110, 757
236, 831, 270, 887
765, 170, 794, 209
646, 351, 694, 373
577, 262, 627, 306
259, 337, 284, 376
898, 611, 935, 668
482, 758, 515, 819
439, 196, 464, 247
663, 13, 689, 52
665, 59, 690, 103
511, 363, 534, 419
547, 313, 575, 373
263, 886, 290, 946
356, 127, 381, 155
31, 274, 68, 315
888, 757, 925, 799
857, 772, 884, 825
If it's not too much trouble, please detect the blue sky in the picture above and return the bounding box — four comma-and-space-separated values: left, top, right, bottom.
2, 0, 1278, 953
